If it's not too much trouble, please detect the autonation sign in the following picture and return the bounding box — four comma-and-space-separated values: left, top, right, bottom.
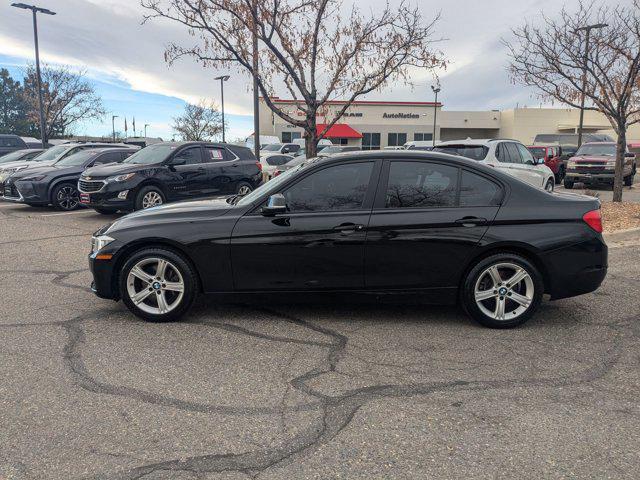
382, 112, 420, 119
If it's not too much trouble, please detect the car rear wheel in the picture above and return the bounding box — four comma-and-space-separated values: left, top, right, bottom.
52, 182, 80, 211
544, 179, 554, 192
563, 179, 574, 189
461, 253, 544, 328
135, 186, 165, 211
119, 248, 197, 322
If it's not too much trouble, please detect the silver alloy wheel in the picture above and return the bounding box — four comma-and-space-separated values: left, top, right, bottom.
126, 257, 185, 315
142, 190, 163, 209
545, 180, 554, 192
474, 262, 534, 321
57, 186, 79, 210
237, 185, 252, 196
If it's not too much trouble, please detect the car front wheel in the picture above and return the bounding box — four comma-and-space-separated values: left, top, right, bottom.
135, 186, 165, 211
461, 253, 544, 328
52, 182, 80, 211
119, 248, 198, 322
544, 178, 554, 192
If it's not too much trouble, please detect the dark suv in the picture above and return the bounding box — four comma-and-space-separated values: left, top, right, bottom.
4, 148, 137, 210
0, 134, 28, 157
79, 142, 261, 213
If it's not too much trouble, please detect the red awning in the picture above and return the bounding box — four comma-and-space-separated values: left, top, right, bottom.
316, 123, 362, 139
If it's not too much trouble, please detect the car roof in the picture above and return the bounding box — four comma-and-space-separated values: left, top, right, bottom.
320, 149, 490, 167
581, 142, 615, 146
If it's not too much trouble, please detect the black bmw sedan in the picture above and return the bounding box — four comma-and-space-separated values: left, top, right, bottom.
89, 151, 607, 328
4, 148, 137, 210
79, 142, 261, 214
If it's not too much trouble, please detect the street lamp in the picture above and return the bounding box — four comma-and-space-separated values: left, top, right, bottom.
144, 124, 150, 137
214, 75, 230, 142
12, 3, 56, 149
574, 23, 608, 148
431, 85, 441, 147
111, 115, 119, 142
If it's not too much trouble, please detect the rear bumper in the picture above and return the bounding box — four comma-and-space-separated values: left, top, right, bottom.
542, 237, 608, 300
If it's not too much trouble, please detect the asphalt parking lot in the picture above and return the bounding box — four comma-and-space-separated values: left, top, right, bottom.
1, 201, 639, 480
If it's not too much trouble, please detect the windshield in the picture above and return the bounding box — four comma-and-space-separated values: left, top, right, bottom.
319, 146, 343, 154
528, 147, 546, 160
261, 143, 283, 152
434, 145, 488, 160
575, 144, 616, 157
32, 145, 73, 163
0, 150, 32, 164
236, 162, 310, 207
56, 150, 97, 166
124, 144, 176, 164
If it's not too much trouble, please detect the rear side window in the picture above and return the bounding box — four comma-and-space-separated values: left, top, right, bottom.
517, 143, 535, 164
266, 155, 291, 166
434, 145, 488, 160
386, 161, 458, 208
284, 162, 373, 212
0, 137, 21, 147
459, 171, 501, 206
203, 147, 225, 163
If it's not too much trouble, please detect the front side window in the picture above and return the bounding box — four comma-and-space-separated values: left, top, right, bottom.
386, 161, 458, 208
94, 152, 123, 165
505, 143, 522, 164
516, 143, 535, 164
459, 171, 501, 206
173, 147, 202, 165
284, 162, 373, 212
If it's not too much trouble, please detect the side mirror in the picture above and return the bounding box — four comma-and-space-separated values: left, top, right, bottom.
170, 157, 186, 166
538, 158, 546, 165
262, 193, 287, 216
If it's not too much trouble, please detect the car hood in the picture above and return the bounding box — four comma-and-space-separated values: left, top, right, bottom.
103, 197, 234, 234
12, 164, 81, 180
83, 162, 155, 178
0, 160, 50, 172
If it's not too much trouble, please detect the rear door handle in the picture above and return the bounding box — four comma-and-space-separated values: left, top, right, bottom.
333, 223, 365, 233
455, 217, 487, 227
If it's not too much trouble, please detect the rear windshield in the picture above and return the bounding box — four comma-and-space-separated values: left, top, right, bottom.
528, 147, 546, 159
575, 144, 616, 157
262, 144, 283, 152
434, 145, 488, 160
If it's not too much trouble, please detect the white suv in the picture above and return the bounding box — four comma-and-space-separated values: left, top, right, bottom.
435, 139, 555, 191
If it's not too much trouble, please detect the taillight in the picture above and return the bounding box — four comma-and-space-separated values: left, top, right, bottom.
583, 209, 603, 233
256, 161, 262, 171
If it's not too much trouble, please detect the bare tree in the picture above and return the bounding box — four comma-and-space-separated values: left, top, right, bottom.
22, 64, 106, 140
506, 1, 640, 202
142, 0, 445, 157
172, 101, 224, 141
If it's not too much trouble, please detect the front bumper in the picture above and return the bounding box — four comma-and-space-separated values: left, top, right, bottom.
6, 180, 50, 205
89, 251, 120, 300
79, 180, 136, 211
565, 171, 617, 183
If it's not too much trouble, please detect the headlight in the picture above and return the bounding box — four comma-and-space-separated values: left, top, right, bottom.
567, 160, 577, 168
21, 174, 46, 182
91, 234, 115, 254
107, 173, 136, 182
606, 160, 616, 167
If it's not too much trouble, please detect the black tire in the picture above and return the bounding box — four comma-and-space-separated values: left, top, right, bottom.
461, 253, 544, 329
51, 182, 80, 211
94, 207, 118, 215
555, 167, 565, 184
134, 186, 165, 211
119, 247, 198, 322
236, 181, 253, 196
563, 179, 574, 189
544, 178, 554, 192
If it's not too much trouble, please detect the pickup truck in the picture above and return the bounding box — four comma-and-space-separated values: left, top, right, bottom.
563, 142, 636, 189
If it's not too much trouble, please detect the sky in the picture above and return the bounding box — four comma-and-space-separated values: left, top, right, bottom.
0, 0, 633, 140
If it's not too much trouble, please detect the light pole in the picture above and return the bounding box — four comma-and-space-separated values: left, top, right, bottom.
214, 75, 230, 142
12, 3, 56, 149
574, 23, 607, 148
144, 124, 150, 137
431, 85, 441, 147
111, 115, 119, 142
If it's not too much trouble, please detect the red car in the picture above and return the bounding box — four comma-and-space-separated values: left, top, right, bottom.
527, 145, 565, 183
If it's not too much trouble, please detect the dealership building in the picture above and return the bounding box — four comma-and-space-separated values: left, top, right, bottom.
258, 97, 638, 148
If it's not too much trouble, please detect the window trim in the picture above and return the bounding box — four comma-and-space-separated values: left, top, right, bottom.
374, 158, 505, 211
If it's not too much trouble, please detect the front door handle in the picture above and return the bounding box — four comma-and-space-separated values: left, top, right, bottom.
333, 223, 365, 234
455, 217, 487, 227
